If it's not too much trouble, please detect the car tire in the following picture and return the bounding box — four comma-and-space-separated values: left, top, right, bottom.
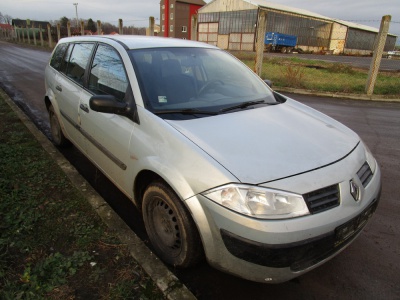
49, 105, 70, 147
142, 180, 203, 268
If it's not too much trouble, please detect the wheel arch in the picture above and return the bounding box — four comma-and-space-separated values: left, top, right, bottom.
44, 95, 52, 111
133, 169, 193, 211
133, 169, 163, 210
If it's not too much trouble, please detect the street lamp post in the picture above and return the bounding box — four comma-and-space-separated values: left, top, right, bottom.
73, 3, 79, 29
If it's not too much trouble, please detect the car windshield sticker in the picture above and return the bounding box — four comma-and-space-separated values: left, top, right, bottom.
158, 96, 168, 103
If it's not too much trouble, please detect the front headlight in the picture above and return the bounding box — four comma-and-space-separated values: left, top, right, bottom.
203, 184, 310, 219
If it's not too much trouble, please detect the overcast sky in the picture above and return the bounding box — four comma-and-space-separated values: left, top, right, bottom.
1, 0, 399, 38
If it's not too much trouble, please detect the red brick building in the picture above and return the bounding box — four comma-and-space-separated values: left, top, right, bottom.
160, 0, 205, 39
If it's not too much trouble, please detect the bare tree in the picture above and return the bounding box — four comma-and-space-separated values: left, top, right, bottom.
3, 14, 13, 24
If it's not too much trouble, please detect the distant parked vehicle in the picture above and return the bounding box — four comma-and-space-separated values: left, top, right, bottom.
264, 32, 297, 53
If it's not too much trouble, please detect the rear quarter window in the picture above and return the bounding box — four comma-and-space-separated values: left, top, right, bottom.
50, 43, 68, 71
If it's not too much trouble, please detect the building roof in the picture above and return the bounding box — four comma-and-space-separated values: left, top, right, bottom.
0, 24, 13, 30
246, 0, 331, 21
333, 19, 380, 34
177, 0, 206, 5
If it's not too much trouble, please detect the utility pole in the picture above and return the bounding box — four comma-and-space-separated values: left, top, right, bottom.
73, 3, 79, 29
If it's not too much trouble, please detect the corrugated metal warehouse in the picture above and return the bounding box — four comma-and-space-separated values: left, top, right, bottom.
197, 0, 397, 54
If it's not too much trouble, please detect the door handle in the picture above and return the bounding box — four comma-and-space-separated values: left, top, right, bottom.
80, 103, 89, 113
56, 85, 62, 92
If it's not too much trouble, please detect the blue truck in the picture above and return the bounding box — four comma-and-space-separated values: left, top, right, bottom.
264, 32, 297, 53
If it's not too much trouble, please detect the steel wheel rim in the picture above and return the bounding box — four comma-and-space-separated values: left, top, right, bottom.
151, 197, 182, 252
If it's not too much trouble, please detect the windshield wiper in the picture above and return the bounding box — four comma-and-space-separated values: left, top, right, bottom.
219, 100, 267, 113
153, 108, 218, 115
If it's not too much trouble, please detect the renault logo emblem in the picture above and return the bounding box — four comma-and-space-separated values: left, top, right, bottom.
350, 180, 360, 201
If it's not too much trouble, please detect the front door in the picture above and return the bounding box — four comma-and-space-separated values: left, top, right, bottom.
79, 43, 136, 195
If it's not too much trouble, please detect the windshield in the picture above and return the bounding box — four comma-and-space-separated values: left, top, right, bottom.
129, 47, 277, 119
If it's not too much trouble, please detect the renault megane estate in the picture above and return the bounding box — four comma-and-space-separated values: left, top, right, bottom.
44, 35, 381, 283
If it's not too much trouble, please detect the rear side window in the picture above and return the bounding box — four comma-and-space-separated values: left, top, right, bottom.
65, 43, 94, 85
50, 43, 68, 71
88, 44, 128, 102
59, 44, 73, 74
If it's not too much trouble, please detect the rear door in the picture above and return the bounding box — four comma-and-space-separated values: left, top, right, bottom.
54, 42, 95, 149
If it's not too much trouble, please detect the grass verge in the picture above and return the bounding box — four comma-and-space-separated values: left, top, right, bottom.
232, 52, 400, 96
0, 93, 163, 299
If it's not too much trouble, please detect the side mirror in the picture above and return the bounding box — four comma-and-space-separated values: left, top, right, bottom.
89, 95, 128, 115
264, 79, 273, 87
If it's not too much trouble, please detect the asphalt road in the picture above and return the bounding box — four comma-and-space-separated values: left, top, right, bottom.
1, 41, 399, 299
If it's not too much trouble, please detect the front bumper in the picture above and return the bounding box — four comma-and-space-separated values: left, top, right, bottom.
185, 160, 381, 283
221, 195, 379, 272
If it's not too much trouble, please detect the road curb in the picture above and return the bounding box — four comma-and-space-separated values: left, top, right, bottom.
0, 89, 196, 300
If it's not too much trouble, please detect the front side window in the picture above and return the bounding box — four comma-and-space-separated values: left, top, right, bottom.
182, 26, 187, 33
170, 13, 173, 20
170, 25, 173, 32
130, 47, 277, 120
65, 43, 94, 85
88, 44, 128, 102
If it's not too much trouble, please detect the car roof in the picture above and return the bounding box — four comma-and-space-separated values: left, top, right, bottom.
57, 35, 218, 50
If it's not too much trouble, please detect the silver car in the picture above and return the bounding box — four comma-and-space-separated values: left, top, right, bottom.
44, 35, 381, 283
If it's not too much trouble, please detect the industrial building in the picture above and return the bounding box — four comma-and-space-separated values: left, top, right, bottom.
197, 0, 397, 54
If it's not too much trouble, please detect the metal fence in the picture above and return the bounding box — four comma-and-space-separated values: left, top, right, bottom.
0, 18, 150, 48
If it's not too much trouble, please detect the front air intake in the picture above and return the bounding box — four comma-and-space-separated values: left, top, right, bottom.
303, 184, 340, 214
357, 162, 373, 188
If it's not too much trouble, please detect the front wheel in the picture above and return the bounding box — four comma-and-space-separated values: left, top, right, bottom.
142, 181, 203, 268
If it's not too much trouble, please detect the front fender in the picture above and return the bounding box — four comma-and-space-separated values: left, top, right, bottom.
129, 107, 237, 201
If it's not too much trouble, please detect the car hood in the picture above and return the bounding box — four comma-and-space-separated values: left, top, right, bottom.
166, 100, 359, 184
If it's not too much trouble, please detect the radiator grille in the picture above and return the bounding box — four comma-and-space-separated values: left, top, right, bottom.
357, 162, 373, 187
304, 184, 340, 214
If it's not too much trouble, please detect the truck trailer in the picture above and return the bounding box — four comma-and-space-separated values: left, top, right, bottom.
264, 32, 297, 53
